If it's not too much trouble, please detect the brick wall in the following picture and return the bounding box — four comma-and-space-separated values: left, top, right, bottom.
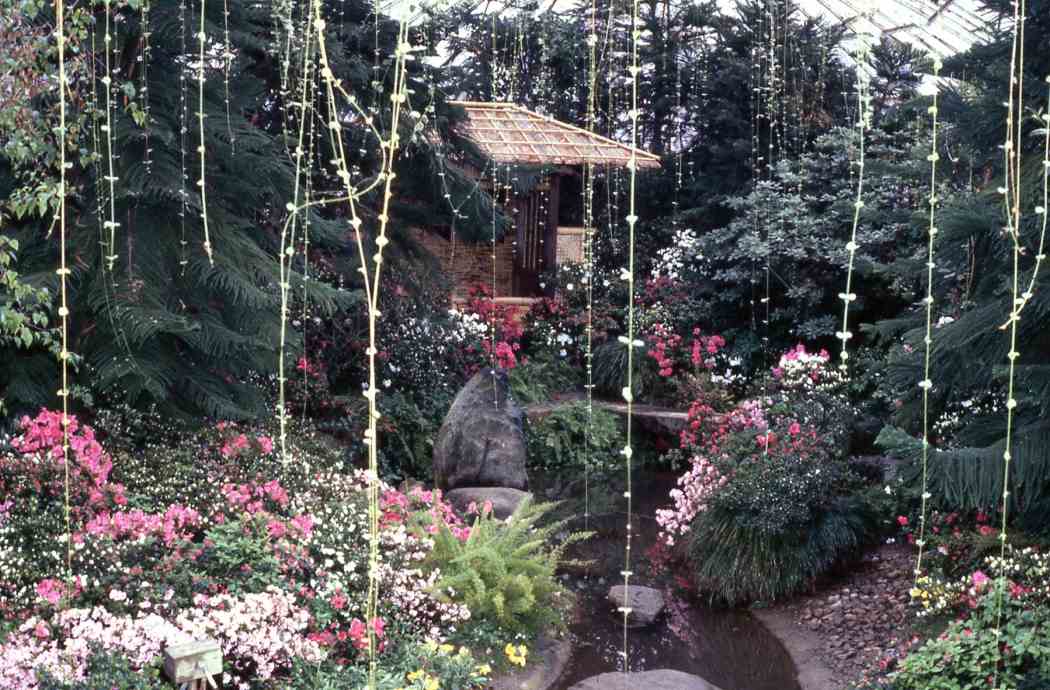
414, 228, 516, 297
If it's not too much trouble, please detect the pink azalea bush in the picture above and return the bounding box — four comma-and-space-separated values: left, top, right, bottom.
657, 399, 768, 547
655, 457, 727, 546
0, 412, 479, 687
657, 342, 853, 552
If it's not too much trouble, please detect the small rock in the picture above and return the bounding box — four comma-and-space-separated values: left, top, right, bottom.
607, 585, 665, 628
445, 487, 532, 520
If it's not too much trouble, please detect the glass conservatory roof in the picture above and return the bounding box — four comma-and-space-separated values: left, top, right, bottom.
793, 0, 997, 56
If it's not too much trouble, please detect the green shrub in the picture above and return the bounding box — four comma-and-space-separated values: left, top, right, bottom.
422, 497, 588, 634
687, 457, 880, 604
892, 595, 1050, 690
877, 425, 1050, 525
525, 401, 620, 476
380, 390, 452, 482
198, 516, 284, 594
1018, 671, 1050, 690
507, 354, 576, 405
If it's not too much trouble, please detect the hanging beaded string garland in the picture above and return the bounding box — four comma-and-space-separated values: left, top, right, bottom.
835, 2, 873, 373
101, 0, 120, 271
55, 0, 74, 578
197, 0, 214, 265
310, 3, 414, 682
913, 54, 943, 582
616, 0, 642, 671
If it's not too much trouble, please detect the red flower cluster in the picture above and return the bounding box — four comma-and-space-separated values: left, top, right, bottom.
464, 283, 524, 372
645, 324, 726, 379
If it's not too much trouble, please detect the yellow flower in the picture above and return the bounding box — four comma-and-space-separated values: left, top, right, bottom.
424, 677, 440, 690
476, 663, 493, 675
458, 646, 470, 657
439, 643, 455, 655
504, 643, 528, 667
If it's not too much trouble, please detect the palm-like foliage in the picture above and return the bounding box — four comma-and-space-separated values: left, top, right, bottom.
869, 0, 1050, 521
0, 0, 498, 420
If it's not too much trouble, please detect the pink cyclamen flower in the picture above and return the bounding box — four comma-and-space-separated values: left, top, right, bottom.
266, 520, 288, 540
972, 570, 990, 590
257, 436, 274, 454
290, 514, 315, 537
897, 515, 909, 527
348, 618, 368, 650
35, 579, 64, 606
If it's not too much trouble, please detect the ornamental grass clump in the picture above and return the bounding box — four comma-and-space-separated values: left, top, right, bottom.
686, 453, 880, 604
421, 497, 589, 634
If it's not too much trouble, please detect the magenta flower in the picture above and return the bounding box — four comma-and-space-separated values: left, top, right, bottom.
257, 435, 274, 454
35, 579, 64, 606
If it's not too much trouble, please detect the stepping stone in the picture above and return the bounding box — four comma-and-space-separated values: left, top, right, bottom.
569, 670, 724, 690
607, 585, 665, 627
445, 486, 532, 520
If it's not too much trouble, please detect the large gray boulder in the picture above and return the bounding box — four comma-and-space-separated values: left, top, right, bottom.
445, 487, 532, 520
569, 670, 723, 690
433, 369, 528, 491
607, 585, 666, 627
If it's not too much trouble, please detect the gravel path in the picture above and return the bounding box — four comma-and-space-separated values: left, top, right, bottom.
752, 544, 917, 690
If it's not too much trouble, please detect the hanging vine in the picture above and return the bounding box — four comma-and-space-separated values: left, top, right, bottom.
310, 3, 413, 683
140, 0, 153, 174
836, 3, 873, 373
913, 55, 943, 581
222, 0, 235, 153
179, 0, 190, 273
617, 0, 642, 671
582, 0, 599, 533
55, 0, 73, 579
101, 0, 120, 271
277, 0, 318, 464
991, 0, 1027, 683
198, 0, 214, 264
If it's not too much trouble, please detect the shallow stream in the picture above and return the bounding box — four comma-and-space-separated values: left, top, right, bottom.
545, 472, 801, 690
